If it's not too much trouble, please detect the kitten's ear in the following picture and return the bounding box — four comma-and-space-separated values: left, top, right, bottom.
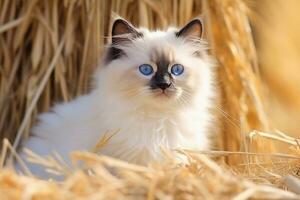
176, 19, 203, 39
112, 19, 142, 44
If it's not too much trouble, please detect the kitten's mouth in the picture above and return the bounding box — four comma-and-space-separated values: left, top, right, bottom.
156, 91, 169, 98
152, 89, 175, 98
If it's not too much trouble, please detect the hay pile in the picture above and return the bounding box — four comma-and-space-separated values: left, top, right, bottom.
1, 148, 300, 200
1, 0, 300, 199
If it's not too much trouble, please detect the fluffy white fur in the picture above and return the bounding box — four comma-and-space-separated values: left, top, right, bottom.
18, 20, 217, 179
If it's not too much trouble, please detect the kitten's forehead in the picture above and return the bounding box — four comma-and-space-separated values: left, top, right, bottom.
150, 46, 174, 71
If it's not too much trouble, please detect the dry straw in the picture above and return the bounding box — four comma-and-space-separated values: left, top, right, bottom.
1, 0, 300, 199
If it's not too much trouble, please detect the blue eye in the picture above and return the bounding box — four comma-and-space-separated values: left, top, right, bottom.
171, 64, 184, 76
139, 64, 153, 76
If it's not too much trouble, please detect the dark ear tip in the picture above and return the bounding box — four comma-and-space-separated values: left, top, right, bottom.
176, 18, 204, 38
113, 19, 128, 26
191, 18, 203, 25
189, 18, 204, 31
193, 18, 204, 36
112, 19, 127, 33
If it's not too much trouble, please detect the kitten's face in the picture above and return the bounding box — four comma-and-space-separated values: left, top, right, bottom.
98, 19, 214, 110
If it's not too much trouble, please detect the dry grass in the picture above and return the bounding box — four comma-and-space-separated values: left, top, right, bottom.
1, 0, 300, 199
2, 133, 300, 199
203, 0, 273, 164
2, 149, 300, 200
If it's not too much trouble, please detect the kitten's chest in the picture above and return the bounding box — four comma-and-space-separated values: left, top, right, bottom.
97, 110, 209, 164
105, 113, 179, 143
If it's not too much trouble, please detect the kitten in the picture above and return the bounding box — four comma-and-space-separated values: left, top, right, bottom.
18, 18, 218, 178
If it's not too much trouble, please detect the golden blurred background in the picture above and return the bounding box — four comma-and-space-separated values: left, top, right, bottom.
253, 0, 300, 137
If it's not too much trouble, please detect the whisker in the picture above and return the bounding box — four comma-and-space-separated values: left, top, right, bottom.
177, 92, 191, 107
182, 88, 241, 129
119, 87, 139, 98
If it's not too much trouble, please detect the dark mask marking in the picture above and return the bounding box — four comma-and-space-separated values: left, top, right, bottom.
150, 48, 174, 90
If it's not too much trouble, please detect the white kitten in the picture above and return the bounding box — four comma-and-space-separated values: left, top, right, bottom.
18, 18, 218, 178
